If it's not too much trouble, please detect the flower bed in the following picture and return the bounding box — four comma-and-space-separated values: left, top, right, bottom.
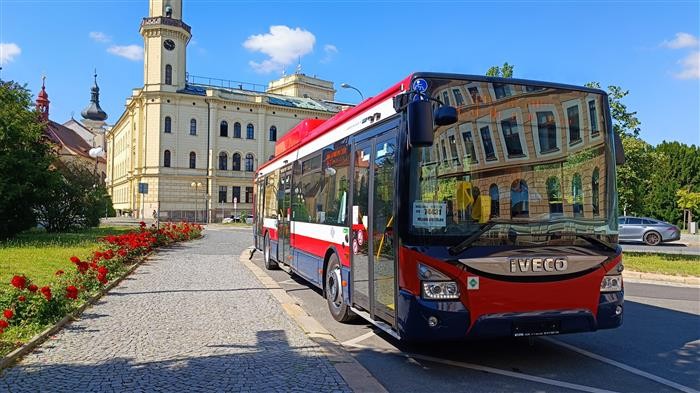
0, 222, 202, 348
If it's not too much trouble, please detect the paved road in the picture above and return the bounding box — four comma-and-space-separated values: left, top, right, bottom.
621, 234, 700, 255
246, 229, 700, 392
0, 227, 350, 393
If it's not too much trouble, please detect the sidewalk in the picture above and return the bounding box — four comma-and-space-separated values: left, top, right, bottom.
0, 228, 352, 392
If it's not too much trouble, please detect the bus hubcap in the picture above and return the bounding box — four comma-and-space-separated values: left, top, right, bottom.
328, 267, 342, 307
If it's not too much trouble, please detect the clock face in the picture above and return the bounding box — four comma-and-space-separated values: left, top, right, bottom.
163, 39, 175, 51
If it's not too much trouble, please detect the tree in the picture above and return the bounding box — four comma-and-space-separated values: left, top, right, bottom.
676, 188, 700, 230
646, 142, 700, 225
486, 62, 514, 78
0, 81, 56, 239
585, 82, 641, 138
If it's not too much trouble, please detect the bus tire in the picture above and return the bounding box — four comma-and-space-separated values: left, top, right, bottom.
264, 232, 278, 270
325, 253, 356, 323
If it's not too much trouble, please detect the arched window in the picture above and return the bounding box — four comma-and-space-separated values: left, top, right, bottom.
233, 122, 241, 138
246, 123, 254, 139
165, 64, 172, 85
164, 150, 171, 167
572, 173, 584, 217
510, 179, 529, 218
489, 184, 500, 218
245, 153, 255, 172
190, 119, 197, 135
164, 116, 171, 133
269, 125, 277, 142
592, 168, 600, 216
220, 121, 228, 137
218, 152, 228, 170
546, 176, 563, 215
232, 153, 241, 171
189, 152, 196, 169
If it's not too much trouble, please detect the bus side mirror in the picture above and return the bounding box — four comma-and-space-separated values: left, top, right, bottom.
613, 132, 625, 165
407, 100, 434, 147
435, 106, 458, 126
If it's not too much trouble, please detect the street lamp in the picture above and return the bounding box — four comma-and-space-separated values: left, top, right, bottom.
191, 181, 203, 223
340, 83, 364, 101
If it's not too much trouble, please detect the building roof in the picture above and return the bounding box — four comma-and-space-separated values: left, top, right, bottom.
45, 120, 106, 163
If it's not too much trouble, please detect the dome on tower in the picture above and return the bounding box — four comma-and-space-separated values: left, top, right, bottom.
81, 72, 108, 122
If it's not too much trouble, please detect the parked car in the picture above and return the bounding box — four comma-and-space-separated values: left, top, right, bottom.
618, 216, 681, 246
244, 214, 254, 224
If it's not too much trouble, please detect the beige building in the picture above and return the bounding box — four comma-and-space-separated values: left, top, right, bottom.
106, 0, 341, 221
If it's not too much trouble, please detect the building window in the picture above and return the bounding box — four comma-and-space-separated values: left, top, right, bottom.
572, 173, 584, 217
546, 176, 563, 215
510, 179, 529, 218
232, 186, 241, 203
480, 125, 496, 160
489, 184, 499, 218
218, 152, 228, 170
567, 105, 582, 144
440, 139, 449, 165
448, 134, 460, 165
461, 130, 478, 163
218, 186, 227, 203
164, 116, 171, 133
269, 126, 277, 142
220, 121, 228, 137
442, 91, 451, 107
452, 89, 465, 106
245, 153, 255, 172
468, 87, 482, 103
245, 186, 253, 203
246, 123, 254, 139
164, 150, 171, 167
232, 153, 241, 171
189, 152, 196, 169
592, 168, 600, 216
501, 115, 524, 157
233, 122, 241, 138
165, 64, 172, 85
536, 111, 559, 153
588, 100, 599, 136
190, 119, 197, 135
493, 83, 511, 100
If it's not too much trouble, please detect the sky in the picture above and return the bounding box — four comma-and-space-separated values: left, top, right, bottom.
0, 0, 698, 146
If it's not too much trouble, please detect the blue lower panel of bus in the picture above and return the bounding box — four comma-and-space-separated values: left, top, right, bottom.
294, 249, 322, 286
397, 290, 624, 341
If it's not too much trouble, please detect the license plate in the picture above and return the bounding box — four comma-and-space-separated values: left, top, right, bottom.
512, 320, 560, 337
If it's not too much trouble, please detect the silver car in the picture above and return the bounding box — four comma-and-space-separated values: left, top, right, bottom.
618, 216, 681, 246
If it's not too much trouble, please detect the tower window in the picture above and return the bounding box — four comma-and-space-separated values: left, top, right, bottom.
164, 116, 171, 133
164, 150, 171, 167
190, 119, 197, 135
165, 5, 173, 18
165, 64, 172, 85
189, 152, 196, 169
220, 120, 228, 137
269, 126, 277, 141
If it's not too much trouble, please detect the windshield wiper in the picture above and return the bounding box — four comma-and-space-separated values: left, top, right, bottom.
448, 222, 497, 255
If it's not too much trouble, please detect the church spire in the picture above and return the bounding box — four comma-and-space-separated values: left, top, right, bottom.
36, 75, 50, 122
81, 70, 108, 122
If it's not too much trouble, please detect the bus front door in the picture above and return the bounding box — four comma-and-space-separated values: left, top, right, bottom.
277, 164, 292, 264
351, 131, 397, 328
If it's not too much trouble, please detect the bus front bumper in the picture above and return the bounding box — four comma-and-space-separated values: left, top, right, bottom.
396, 290, 623, 341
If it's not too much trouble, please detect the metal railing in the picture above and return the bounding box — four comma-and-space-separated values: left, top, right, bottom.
186, 74, 267, 92
141, 17, 192, 34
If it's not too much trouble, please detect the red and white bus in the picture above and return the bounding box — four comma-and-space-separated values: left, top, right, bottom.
253, 73, 625, 340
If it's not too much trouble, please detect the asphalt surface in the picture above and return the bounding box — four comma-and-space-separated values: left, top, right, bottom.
243, 228, 700, 393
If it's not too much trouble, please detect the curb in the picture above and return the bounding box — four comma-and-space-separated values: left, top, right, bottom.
0, 257, 147, 371
623, 270, 699, 287
239, 249, 388, 393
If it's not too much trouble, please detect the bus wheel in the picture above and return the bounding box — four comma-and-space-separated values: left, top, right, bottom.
326, 253, 355, 322
264, 233, 278, 270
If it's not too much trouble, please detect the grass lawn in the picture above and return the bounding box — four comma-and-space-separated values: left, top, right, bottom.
0, 226, 132, 286
624, 253, 700, 277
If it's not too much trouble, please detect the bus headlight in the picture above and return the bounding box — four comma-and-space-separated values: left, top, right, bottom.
600, 275, 623, 292
422, 281, 460, 300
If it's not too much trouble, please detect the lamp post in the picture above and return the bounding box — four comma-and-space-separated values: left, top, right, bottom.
340, 83, 364, 101
191, 181, 203, 222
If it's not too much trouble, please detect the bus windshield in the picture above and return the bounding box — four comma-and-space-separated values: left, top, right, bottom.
407, 77, 617, 244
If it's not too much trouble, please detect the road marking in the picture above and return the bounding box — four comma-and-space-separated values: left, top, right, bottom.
341, 331, 376, 346
545, 338, 699, 393
345, 342, 618, 393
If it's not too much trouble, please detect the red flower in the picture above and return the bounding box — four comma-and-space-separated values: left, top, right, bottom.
97, 273, 108, 285
93, 251, 103, 260
139, 221, 146, 228
18, 295, 26, 302
10, 275, 26, 290
76, 261, 89, 274
118, 249, 127, 257
103, 249, 114, 260
0, 328, 4, 334
40, 286, 52, 301
0, 320, 8, 329
97, 266, 109, 276
28, 284, 38, 293
55, 270, 65, 276
3, 309, 13, 319
70, 256, 80, 264
65, 286, 78, 300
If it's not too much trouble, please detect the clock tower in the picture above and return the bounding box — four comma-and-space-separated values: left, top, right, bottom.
140, 0, 191, 92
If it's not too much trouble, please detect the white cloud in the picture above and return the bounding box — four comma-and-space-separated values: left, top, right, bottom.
321, 44, 338, 64
89, 31, 111, 43
674, 51, 699, 79
107, 45, 143, 61
243, 25, 315, 73
0, 43, 21, 65
661, 32, 699, 49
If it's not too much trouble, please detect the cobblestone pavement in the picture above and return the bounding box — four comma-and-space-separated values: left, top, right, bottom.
0, 227, 351, 393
